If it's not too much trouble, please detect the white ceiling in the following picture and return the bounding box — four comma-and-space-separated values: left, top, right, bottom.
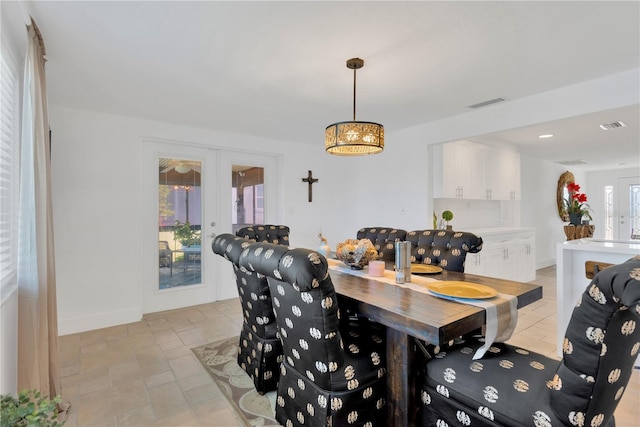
20, 1, 640, 171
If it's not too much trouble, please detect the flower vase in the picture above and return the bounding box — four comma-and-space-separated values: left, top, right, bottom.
569, 213, 582, 226
318, 242, 331, 257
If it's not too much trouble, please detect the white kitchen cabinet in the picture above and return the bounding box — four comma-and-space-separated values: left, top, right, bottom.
485, 148, 521, 200
433, 140, 486, 199
465, 229, 536, 282
433, 140, 520, 201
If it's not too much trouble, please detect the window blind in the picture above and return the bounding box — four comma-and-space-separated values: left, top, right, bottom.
0, 51, 19, 302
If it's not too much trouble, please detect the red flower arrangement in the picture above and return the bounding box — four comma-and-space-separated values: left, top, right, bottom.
564, 182, 592, 220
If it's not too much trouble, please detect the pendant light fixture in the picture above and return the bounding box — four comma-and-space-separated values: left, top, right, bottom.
325, 58, 384, 155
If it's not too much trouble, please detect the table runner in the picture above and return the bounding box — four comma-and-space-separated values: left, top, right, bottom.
327, 259, 517, 359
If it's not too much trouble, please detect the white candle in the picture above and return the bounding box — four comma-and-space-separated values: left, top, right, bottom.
368, 260, 385, 277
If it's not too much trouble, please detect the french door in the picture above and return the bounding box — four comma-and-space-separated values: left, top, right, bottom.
618, 177, 640, 240
142, 140, 280, 314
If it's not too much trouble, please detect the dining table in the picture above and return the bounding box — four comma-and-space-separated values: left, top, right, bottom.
328, 261, 543, 427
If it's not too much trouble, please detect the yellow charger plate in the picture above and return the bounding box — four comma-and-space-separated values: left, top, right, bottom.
428, 281, 497, 299
410, 264, 443, 274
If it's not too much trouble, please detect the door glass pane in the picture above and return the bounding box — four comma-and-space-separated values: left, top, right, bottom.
604, 185, 613, 240
630, 184, 640, 239
232, 165, 264, 234
158, 158, 202, 289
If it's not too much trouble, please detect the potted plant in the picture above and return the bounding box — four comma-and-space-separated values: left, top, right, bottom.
173, 220, 201, 247
1, 389, 64, 426
442, 210, 454, 230
563, 182, 592, 226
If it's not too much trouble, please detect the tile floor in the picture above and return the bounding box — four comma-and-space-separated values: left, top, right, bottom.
58, 266, 639, 426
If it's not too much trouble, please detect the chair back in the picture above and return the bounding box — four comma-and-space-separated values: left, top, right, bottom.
235, 224, 290, 245
240, 242, 386, 391
212, 234, 278, 339
356, 227, 407, 261
406, 229, 483, 272
240, 242, 359, 390
550, 256, 640, 426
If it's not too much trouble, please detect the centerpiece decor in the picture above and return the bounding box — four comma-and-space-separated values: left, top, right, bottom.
335, 238, 378, 269
563, 182, 592, 226
317, 232, 331, 257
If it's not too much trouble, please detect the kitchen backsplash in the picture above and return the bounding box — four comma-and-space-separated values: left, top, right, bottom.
433, 198, 520, 230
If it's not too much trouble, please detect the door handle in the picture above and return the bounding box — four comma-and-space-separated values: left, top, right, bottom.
208, 233, 217, 238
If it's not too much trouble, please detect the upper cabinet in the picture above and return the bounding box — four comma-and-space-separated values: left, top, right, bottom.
485, 148, 520, 200
432, 140, 520, 200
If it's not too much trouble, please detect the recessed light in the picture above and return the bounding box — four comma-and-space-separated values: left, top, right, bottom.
538, 134, 554, 139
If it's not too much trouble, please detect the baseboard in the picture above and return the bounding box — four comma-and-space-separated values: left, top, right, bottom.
58, 306, 142, 336
536, 258, 555, 270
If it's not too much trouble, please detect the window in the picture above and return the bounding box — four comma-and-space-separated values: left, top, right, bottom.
231, 165, 264, 233
629, 183, 640, 238
604, 185, 613, 240
0, 50, 20, 300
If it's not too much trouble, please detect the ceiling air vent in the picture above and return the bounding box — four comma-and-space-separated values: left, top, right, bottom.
468, 98, 505, 109
557, 159, 590, 166
599, 121, 627, 130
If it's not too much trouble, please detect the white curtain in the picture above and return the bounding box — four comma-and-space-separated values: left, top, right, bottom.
17, 18, 62, 402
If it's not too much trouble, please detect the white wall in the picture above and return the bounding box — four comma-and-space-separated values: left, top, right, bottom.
49, 106, 430, 335
520, 156, 586, 268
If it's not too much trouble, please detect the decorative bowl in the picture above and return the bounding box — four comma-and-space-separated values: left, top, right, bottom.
335, 238, 378, 269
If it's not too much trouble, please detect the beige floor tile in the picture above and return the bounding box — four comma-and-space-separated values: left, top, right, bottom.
61, 366, 111, 398
144, 370, 176, 389
153, 407, 202, 427
147, 381, 188, 418
114, 404, 157, 427
107, 379, 150, 415
109, 359, 144, 386
168, 353, 204, 379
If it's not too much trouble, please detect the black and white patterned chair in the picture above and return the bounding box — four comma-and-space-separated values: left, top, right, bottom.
211, 233, 283, 394
236, 224, 290, 245
239, 241, 388, 426
356, 227, 407, 261
406, 229, 483, 272
419, 256, 640, 427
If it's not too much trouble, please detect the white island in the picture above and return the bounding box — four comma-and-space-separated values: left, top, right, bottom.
556, 238, 640, 357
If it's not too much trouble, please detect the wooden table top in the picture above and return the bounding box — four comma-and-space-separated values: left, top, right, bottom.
330, 268, 543, 346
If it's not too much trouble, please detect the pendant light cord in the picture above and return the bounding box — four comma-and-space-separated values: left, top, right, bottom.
353, 67, 357, 121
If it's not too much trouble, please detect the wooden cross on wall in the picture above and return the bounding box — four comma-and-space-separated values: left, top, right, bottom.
301, 170, 318, 202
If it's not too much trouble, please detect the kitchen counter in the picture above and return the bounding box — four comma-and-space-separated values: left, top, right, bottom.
556, 238, 640, 360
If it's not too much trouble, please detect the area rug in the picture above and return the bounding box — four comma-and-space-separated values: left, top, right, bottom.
192, 337, 279, 427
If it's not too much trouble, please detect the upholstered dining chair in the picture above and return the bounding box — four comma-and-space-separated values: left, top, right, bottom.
356, 227, 407, 261
419, 256, 640, 427
406, 229, 483, 272
239, 241, 388, 427
235, 224, 290, 245
211, 233, 283, 394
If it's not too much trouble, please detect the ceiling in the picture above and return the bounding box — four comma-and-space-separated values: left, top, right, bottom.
19, 1, 640, 171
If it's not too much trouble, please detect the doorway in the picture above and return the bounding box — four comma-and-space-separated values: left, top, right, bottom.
142, 140, 281, 314
618, 177, 640, 240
